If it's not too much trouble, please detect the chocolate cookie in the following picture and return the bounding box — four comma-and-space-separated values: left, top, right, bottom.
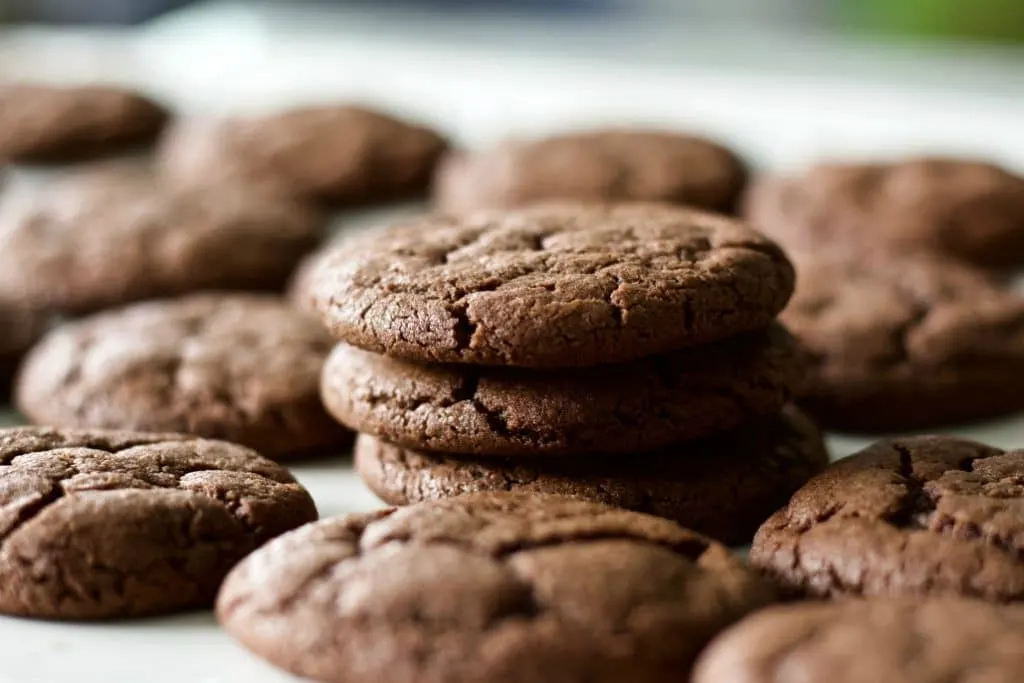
158, 106, 448, 206
0, 299, 47, 398
0, 84, 169, 163
323, 325, 802, 457
782, 253, 1024, 431
693, 599, 1024, 683
0, 166, 324, 314
434, 130, 747, 214
751, 435, 1024, 601
16, 294, 351, 459
355, 406, 828, 544
0, 426, 317, 619
744, 158, 1024, 268
310, 202, 795, 368
217, 492, 776, 683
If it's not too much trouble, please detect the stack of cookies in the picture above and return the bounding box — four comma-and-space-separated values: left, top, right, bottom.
308, 201, 829, 544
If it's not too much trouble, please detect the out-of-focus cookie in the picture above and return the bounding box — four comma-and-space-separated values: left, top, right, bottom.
0, 84, 169, 163
16, 294, 351, 459
0, 298, 47, 398
434, 129, 747, 214
217, 492, 776, 683
158, 106, 448, 205
0, 426, 317, 619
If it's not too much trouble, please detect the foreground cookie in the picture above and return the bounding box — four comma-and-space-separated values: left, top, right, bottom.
783, 253, 1024, 431
16, 295, 351, 459
751, 436, 1024, 601
0, 299, 47, 398
217, 493, 776, 683
745, 158, 1024, 268
323, 325, 801, 456
356, 406, 828, 544
158, 106, 448, 205
694, 598, 1024, 683
0, 166, 324, 314
311, 202, 795, 367
434, 130, 747, 214
0, 427, 317, 619
0, 84, 169, 162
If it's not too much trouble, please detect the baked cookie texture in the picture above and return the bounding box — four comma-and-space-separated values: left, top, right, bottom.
16, 294, 352, 459
744, 158, 1024, 268
355, 406, 828, 545
693, 598, 1024, 683
434, 130, 748, 214
158, 105, 448, 205
0, 165, 325, 314
310, 202, 795, 368
0, 427, 317, 619
217, 493, 776, 683
782, 253, 1024, 431
322, 326, 802, 456
751, 435, 1024, 601
0, 85, 169, 162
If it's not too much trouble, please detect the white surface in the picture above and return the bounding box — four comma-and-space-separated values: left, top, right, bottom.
1, 4, 1024, 680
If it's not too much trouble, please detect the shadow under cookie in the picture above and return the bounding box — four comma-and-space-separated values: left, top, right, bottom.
355, 406, 829, 545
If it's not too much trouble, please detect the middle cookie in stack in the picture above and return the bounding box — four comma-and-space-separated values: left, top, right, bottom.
310, 202, 823, 544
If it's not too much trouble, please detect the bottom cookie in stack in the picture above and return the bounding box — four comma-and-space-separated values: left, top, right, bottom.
354, 406, 829, 546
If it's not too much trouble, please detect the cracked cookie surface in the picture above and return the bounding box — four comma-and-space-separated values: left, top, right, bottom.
0, 426, 317, 619
781, 253, 1024, 431
355, 406, 828, 544
743, 158, 1024, 268
217, 492, 776, 683
433, 130, 747, 214
0, 165, 325, 314
310, 202, 795, 368
322, 325, 802, 456
751, 435, 1024, 601
0, 85, 169, 163
694, 598, 1024, 683
158, 106, 448, 206
16, 294, 352, 459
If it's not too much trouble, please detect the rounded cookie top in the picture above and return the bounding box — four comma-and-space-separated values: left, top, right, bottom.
744, 158, 1024, 268
782, 253, 1024, 431
0, 166, 324, 314
158, 106, 448, 205
217, 492, 776, 683
0, 84, 169, 163
323, 325, 802, 457
693, 598, 1024, 683
751, 435, 1024, 601
16, 294, 351, 460
0, 426, 317, 619
311, 202, 795, 367
356, 405, 828, 545
434, 129, 747, 214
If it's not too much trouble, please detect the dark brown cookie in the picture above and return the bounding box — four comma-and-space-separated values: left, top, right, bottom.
158, 106, 448, 206
693, 598, 1024, 683
750, 435, 1024, 601
16, 294, 352, 460
434, 130, 747, 214
744, 158, 1024, 268
0, 165, 325, 314
0, 84, 169, 163
0, 426, 317, 619
0, 299, 48, 399
323, 325, 802, 457
355, 406, 828, 544
782, 253, 1024, 431
310, 202, 795, 368
217, 492, 776, 683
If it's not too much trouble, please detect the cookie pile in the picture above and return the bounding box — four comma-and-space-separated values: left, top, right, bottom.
305, 201, 826, 543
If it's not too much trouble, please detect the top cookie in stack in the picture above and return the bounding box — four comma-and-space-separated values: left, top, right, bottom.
309, 202, 815, 544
